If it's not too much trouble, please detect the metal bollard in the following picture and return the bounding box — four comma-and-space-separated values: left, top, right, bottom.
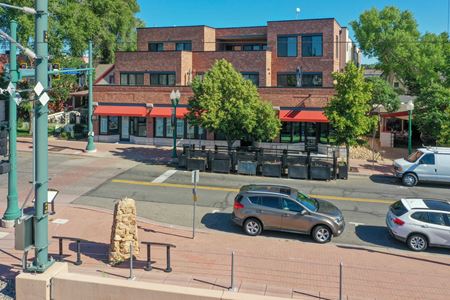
144, 243, 152, 271
339, 262, 343, 300
164, 245, 172, 273
229, 251, 236, 292
128, 243, 136, 280
50, 200, 55, 215
22, 249, 29, 271
74, 240, 82, 265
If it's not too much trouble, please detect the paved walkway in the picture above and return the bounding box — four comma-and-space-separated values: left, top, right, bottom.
1, 202, 449, 300
16, 138, 394, 176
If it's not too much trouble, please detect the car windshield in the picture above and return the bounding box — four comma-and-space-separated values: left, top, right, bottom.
405, 150, 423, 163
297, 192, 319, 212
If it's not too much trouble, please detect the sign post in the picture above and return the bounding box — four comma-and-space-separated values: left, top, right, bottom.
191, 170, 199, 239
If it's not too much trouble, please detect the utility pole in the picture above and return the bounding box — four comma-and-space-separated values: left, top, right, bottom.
29, 0, 53, 272
1, 20, 21, 228
85, 40, 96, 152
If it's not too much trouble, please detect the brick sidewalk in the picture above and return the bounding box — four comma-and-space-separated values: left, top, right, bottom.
1, 203, 449, 300
17, 138, 394, 177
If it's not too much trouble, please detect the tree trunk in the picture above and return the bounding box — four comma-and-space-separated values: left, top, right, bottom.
346, 143, 350, 169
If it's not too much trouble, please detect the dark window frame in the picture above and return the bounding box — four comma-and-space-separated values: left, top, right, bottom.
120, 72, 145, 86
302, 34, 323, 57
130, 117, 147, 137
175, 40, 192, 51
277, 72, 323, 88
148, 42, 164, 52
277, 35, 298, 57
149, 72, 176, 86
242, 72, 260, 86
153, 117, 206, 140
99, 116, 120, 135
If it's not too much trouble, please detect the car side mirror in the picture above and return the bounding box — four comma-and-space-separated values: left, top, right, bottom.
300, 210, 307, 215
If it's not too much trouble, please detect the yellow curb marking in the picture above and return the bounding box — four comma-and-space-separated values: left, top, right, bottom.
112, 179, 395, 204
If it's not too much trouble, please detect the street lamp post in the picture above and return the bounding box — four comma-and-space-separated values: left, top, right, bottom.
85, 40, 96, 152
170, 90, 180, 159
406, 100, 414, 155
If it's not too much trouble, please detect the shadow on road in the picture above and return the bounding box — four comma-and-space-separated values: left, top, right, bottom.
370, 175, 450, 189
110, 147, 174, 165
354, 225, 450, 256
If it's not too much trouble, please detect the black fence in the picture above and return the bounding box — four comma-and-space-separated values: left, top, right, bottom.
178, 144, 348, 180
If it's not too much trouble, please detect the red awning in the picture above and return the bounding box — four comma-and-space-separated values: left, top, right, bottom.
94, 106, 148, 117
381, 111, 409, 118
149, 107, 189, 118
279, 110, 328, 123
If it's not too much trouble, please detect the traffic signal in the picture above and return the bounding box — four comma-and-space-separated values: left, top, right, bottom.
52, 63, 60, 80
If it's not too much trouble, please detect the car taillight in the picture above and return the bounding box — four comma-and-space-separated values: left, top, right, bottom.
234, 201, 244, 209
393, 218, 404, 225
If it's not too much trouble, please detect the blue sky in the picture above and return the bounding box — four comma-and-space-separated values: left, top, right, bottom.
136, 0, 449, 64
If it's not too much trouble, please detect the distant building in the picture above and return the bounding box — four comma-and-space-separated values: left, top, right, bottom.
93, 18, 361, 150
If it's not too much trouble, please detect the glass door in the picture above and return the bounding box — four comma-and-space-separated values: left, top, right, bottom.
305, 122, 318, 151
120, 116, 130, 141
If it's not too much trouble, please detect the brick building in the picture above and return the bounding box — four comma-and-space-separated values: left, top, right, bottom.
93, 18, 361, 150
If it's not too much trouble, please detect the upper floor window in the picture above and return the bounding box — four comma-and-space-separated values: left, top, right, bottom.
175, 41, 192, 51
302, 35, 323, 57
242, 72, 259, 86
277, 36, 297, 57
150, 72, 176, 86
120, 73, 144, 85
302, 73, 323, 87
277, 72, 323, 88
148, 42, 163, 52
242, 44, 267, 51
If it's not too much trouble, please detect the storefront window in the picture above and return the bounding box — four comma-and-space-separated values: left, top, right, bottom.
176, 119, 184, 138
108, 116, 119, 135
280, 122, 305, 143
320, 123, 329, 143
155, 118, 164, 137
187, 123, 196, 139
130, 117, 147, 137
166, 118, 173, 137
154, 118, 206, 139
100, 116, 108, 135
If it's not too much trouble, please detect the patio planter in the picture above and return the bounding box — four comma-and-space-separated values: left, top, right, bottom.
237, 160, 257, 175
338, 163, 348, 180
187, 157, 206, 171
211, 158, 231, 173
178, 155, 187, 168
310, 163, 332, 180
288, 164, 308, 179
0, 161, 10, 175
262, 162, 282, 177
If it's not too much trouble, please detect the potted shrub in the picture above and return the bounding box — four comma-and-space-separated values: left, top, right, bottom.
310, 160, 332, 180
338, 161, 348, 179
187, 157, 207, 171
262, 161, 282, 177
237, 160, 257, 175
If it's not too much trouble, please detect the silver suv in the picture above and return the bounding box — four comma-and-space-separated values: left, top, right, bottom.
386, 198, 450, 251
231, 184, 345, 243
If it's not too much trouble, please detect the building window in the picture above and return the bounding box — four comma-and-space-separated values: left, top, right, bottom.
150, 72, 176, 86
242, 44, 267, 51
277, 73, 296, 87
153, 118, 206, 139
394, 82, 400, 88
120, 73, 144, 85
302, 35, 323, 57
99, 116, 120, 135
175, 41, 192, 51
280, 122, 305, 143
277, 36, 297, 57
195, 72, 205, 81
100, 116, 108, 135
302, 73, 323, 87
242, 73, 259, 86
148, 42, 163, 52
130, 117, 147, 137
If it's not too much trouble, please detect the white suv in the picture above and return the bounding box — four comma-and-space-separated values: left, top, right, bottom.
386, 198, 450, 251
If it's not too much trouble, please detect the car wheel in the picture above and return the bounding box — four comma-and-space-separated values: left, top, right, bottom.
402, 173, 418, 187
312, 225, 332, 243
243, 218, 262, 236
407, 234, 428, 251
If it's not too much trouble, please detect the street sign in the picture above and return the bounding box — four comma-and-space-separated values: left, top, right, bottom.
38, 92, 50, 106
6, 82, 15, 95
33, 82, 44, 96
61, 68, 81, 75
191, 170, 200, 184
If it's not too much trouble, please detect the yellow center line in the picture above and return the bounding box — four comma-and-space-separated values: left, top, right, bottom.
112, 179, 395, 204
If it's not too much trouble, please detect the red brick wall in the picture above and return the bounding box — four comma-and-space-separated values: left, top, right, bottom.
215, 26, 267, 38
267, 19, 339, 87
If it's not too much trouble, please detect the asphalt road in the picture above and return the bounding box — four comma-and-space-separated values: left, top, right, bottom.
72, 162, 450, 254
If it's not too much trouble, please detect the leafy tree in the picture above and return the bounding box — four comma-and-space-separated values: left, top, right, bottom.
414, 84, 450, 145
366, 77, 400, 113
438, 107, 450, 146
187, 59, 280, 150
0, 0, 143, 63
324, 63, 376, 165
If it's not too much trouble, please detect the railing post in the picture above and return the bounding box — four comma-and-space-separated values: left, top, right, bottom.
74, 240, 82, 265
50, 199, 55, 215
22, 249, 28, 271
164, 245, 172, 273
339, 262, 343, 300
128, 243, 135, 280
58, 238, 63, 258
229, 251, 236, 292
144, 243, 152, 271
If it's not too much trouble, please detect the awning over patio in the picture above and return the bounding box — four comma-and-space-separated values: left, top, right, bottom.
94, 105, 148, 117
279, 110, 328, 123
149, 107, 189, 119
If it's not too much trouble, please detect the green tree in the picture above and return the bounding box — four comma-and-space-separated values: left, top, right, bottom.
0, 0, 143, 63
414, 84, 450, 145
366, 77, 400, 113
438, 107, 450, 146
187, 59, 280, 150
324, 63, 376, 165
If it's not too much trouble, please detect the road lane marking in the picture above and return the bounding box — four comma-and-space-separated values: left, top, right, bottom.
111, 179, 396, 204
152, 170, 177, 183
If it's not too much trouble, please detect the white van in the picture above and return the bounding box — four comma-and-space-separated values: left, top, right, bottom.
393, 147, 450, 186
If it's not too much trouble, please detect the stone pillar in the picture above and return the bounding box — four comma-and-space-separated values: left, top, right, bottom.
109, 198, 140, 265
